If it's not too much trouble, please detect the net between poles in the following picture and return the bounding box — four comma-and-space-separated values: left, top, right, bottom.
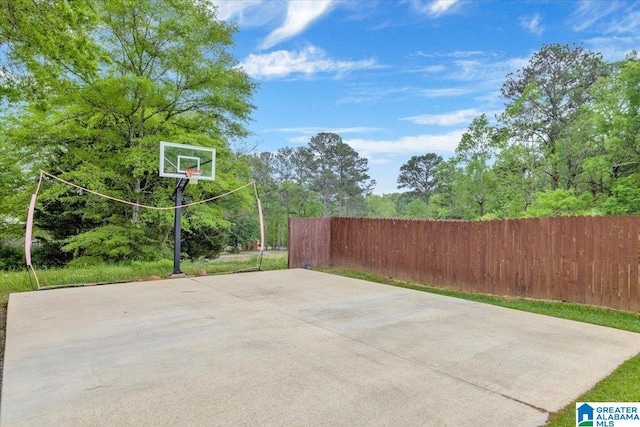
25, 170, 266, 289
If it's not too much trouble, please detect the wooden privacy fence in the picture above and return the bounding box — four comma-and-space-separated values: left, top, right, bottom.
288, 216, 640, 312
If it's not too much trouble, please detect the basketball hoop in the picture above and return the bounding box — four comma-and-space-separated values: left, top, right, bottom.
184, 168, 202, 185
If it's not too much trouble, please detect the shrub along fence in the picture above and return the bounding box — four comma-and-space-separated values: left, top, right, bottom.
288, 216, 640, 312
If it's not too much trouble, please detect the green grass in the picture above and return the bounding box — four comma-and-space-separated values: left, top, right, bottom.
317, 266, 640, 427
0, 252, 288, 305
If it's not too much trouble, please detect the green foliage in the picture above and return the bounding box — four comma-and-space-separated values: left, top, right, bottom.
501, 43, 608, 191
1, 0, 256, 265
0, 0, 100, 102
248, 134, 372, 247
403, 199, 429, 219
424, 193, 453, 219
0, 138, 31, 238
299, 133, 374, 216
397, 153, 442, 202
364, 195, 398, 217
30, 240, 72, 268
452, 115, 503, 218
182, 226, 227, 260
526, 189, 594, 217
242, 45, 640, 222
62, 224, 168, 262
602, 174, 640, 215
0, 243, 24, 271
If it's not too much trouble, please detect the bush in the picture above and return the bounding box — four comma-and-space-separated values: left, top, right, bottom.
30, 240, 72, 268
0, 243, 25, 271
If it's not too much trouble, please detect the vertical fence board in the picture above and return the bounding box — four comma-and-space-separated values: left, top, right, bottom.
288, 217, 331, 269
629, 217, 640, 312
607, 218, 619, 310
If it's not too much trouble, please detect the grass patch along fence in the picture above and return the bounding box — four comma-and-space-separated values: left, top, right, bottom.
318, 265, 640, 427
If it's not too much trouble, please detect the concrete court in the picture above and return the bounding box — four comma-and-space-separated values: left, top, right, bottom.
3, 270, 640, 426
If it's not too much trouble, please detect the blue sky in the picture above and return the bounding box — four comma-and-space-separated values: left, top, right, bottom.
213, 0, 640, 194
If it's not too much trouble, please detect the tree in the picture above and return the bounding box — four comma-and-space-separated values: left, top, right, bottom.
402, 199, 429, 219
526, 189, 593, 217
426, 159, 465, 219
0, 0, 99, 102
1, 0, 256, 262
0, 138, 30, 238
500, 43, 607, 190
299, 133, 374, 216
364, 195, 397, 217
453, 115, 502, 217
397, 153, 442, 202
249, 148, 320, 248
603, 174, 640, 214
589, 54, 640, 179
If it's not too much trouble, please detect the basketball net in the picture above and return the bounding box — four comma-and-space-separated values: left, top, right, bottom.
184, 168, 202, 185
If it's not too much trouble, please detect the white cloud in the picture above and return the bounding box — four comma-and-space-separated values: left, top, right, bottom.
419, 88, 470, 97
211, 0, 265, 23
369, 158, 392, 165
409, 0, 461, 17
606, 11, 640, 34
410, 65, 447, 73
583, 36, 640, 61
240, 45, 378, 79
520, 13, 544, 36
289, 135, 311, 144
448, 56, 529, 83
570, 0, 625, 32
263, 126, 384, 144
337, 86, 412, 104
346, 130, 464, 155
260, 1, 335, 49
267, 126, 384, 134
401, 108, 482, 126
416, 50, 494, 58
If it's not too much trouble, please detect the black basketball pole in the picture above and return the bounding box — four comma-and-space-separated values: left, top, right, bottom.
172, 178, 188, 275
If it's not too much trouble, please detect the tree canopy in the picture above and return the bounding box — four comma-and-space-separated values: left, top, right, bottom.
4, 25, 640, 269
248, 44, 640, 226
0, 0, 257, 264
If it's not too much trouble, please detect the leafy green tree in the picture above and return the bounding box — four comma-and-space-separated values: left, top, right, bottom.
0, 0, 99, 102
491, 143, 541, 217
364, 195, 397, 217
526, 189, 593, 217
454, 115, 502, 217
426, 159, 466, 219
249, 148, 321, 248
0, 139, 30, 238
299, 133, 374, 216
500, 43, 607, 190
602, 174, 640, 215
403, 199, 429, 219
424, 193, 452, 219
589, 55, 640, 180
1, 0, 255, 263
397, 153, 442, 203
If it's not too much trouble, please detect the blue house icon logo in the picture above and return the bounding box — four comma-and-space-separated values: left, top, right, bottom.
577, 403, 594, 426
